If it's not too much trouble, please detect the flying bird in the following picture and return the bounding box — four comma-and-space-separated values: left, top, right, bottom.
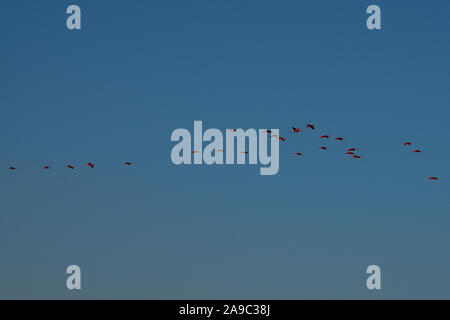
403, 142, 412, 146
279, 137, 286, 142
240, 151, 248, 154
320, 146, 327, 150
295, 153, 303, 156
348, 148, 357, 151
353, 155, 361, 159
43, 166, 51, 170
306, 124, 315, 130
320, 135, 330, 139
124, 162, 132, 165
346, 152, 354, 155
9, 166, 16, 170
292, 127, 301, 133
413, 150, 422, 153
88, 162, 95, 168
428, 177, 439, 181
67, 165, 74, 169
335, 137, 344, 141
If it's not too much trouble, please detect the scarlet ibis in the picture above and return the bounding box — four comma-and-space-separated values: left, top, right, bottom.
292, 127, 301, 133
9, 166, 16, 170
335, 137, 344, 141
413, 150, 422, 153
295, 153, 303, 156
279, 137, 286, 142
240, 151, 248, 154
320, 135, 330, 139
346, 152, 354, 155
43, 166, 51, 170
428, 177, 439, 180
348, 148, 356, 151
403, 142, 412, 146
124, 162, 132, 165
353, 155, 361, 159
320, 146, 327, 150
306, 124, 315, 130
67, 165, 74, 169
88, 162, 95, 168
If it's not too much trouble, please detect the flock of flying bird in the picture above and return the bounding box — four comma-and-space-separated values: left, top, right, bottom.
5, 123, 439, 181
8, 162, 133, 171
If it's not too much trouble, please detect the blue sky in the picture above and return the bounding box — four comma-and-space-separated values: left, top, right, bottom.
1, 0, 450, 299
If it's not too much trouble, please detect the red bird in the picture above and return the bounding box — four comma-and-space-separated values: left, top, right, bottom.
67, 165, 74, 169
9, 166, 16, 170
346, 152, 354, 155
403, 142, 412, 146
279, 137, 286, 142
348, 148, 356, 151
240, 151, 248, 154
320, 146, 327, 150
413, 150, 422, 153
43, 166, 51, 169
292, 127, 301, 133
335, 137, 344, 141
306, 124, 315, 130
124, 162, 132, 165
353, 155, 361, 159
428, 177, 439, 181
88, 162, 95, 168
320, 135, 330, 139
295, 152, 303, 156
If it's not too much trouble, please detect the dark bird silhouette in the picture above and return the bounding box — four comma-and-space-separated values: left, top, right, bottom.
306, 124, 315, 130
124, 162, 132, 165
413, 150, 422, 153
403, 142, 412, 146
353, 155, 361, 159
348, 148, 357, 151
320, 135, 330, 139
88, 162, 95, 168
320, 146, 327, 150
335, 137, 344, 141
428, 177, 439, 181
9, 166, 16, 170
295, 152, 303, 156
67, 165, 75, 169
292, 127, 301, 133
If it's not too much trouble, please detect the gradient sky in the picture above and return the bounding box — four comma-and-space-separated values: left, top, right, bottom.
1, 0, 450, 299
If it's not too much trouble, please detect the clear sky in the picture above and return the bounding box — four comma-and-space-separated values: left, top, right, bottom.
1, 0, 450, 299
